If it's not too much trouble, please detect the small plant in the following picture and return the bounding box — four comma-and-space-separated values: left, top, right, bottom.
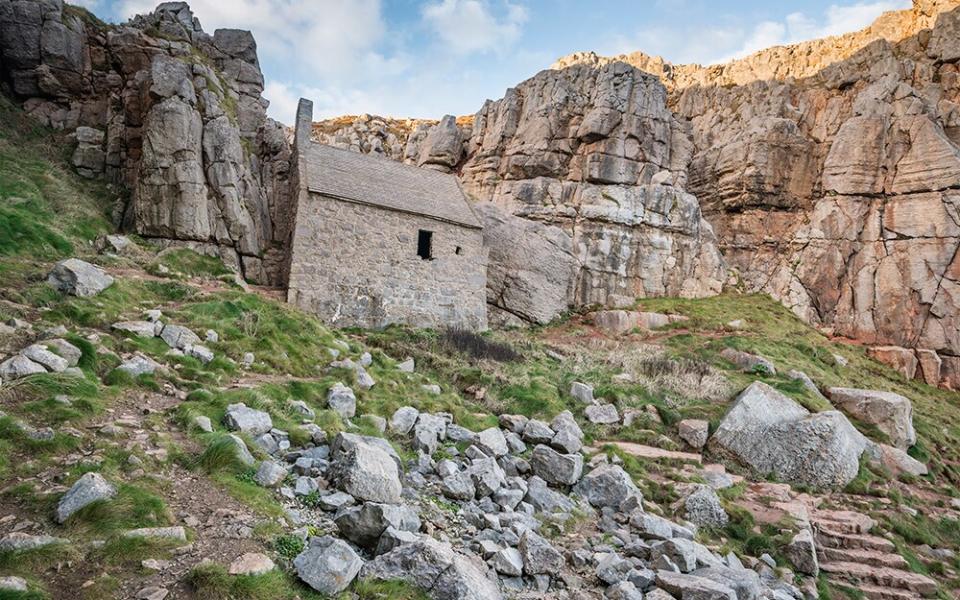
300, 490, 322, 508
272, 534, 305, 560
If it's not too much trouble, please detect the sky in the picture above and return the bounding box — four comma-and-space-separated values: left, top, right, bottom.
77, 0, 911, 124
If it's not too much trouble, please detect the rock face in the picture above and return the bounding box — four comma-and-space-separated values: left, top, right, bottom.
0, 1, 293, 285
710, 382, 868, 488
827, 388, 917, 450
553, 1, 960, 384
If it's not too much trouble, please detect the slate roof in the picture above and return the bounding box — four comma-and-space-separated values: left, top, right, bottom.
301, 143, 481, 229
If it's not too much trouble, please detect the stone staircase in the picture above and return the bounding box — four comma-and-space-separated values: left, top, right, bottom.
812, 510, 938, 600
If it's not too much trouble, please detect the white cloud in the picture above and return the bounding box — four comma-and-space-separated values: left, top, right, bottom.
118, 0, 395, 80
422, 0, 528, 54
71, 0, 101, 8
607, 0, 910, 66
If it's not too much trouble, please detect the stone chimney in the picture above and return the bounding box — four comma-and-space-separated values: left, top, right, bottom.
295, 98, 313, 151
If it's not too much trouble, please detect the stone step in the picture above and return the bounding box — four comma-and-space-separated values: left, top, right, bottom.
828, 581, 923, 600
815, 527, 896, 552
819, 546, 909, 569
811, 510, 876, 534
820, 561, 938, 597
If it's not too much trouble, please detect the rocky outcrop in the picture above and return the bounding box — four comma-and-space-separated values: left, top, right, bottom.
313, 63, 727, 318
0, 1, 292, 284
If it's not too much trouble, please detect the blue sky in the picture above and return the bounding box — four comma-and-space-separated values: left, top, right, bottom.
80, 0, 910, 123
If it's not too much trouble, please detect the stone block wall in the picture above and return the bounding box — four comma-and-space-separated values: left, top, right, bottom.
287, 195, 488, 330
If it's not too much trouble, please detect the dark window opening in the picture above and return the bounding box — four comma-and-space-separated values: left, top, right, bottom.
417, 229, 433, 260
455, 246, 463, 255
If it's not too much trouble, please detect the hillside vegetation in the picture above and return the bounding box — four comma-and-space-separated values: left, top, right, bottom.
1, 99, 959, 600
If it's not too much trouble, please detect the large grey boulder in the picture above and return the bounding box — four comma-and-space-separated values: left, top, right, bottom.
683, 485, 728, 528
223, 403, 273, 436
21, 344, 68, 372
413, 413, 447, 455
254, 460, 287, 487
827, 387, 916, 450
518, 529, 564, 575
46, 259, 114, 297
390, 406, 419, 434
0, 355, 46, 380
710, 382, 867, 488
159, 324, 201, 350
361, 537, 503, 600
585, 403, 620, 424
476, 427, 508, 457
719, 348, 776, 374
530, 444, 583, 486
335, 502, 421, 549
117, 354, 162, 377
467, 457, 506, 497
226, 434, 256, 467
524, 475, 575, 513
294, 536, 364, 595
326, 382, 357, 419
655, 569, 737, 599
573, 464, 642, 508
783, 529, 818, 576
56, 472, 117, 523
330, 438, 402, 503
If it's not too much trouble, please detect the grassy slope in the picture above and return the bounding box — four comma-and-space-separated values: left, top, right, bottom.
1, 96, 959, 597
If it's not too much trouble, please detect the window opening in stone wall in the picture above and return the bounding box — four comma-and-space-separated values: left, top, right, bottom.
417, 229, 433, 260
455, 246, 463, 255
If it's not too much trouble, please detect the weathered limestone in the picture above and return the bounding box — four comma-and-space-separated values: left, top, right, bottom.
47, 259, 113, 297
711, 382, 868, 488
827, 388, 916, 450
56, 472, 117, 523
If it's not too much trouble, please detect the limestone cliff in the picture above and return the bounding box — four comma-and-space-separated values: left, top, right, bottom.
316, 0, 960, 387
0, 1, 293, 284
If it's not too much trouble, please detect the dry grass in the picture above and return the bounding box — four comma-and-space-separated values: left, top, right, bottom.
620, 344, 733, 404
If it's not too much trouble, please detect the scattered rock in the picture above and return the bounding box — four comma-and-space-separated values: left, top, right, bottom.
56, 472, 117, 523
254, 461, 287, 487
585, 403, 620, 424
710, 382, 867, 488
124, 526, 187, 543
719, 348, 776, 374
229, 552, 276, 575
0, 576, 28, 592
331, 437, 402, 503
294, 536, 364, 595
117, 354, 162, 377
327, 383, 357, 419
47, 258, 114, 297
0, 355, 46, 380
223, 403, 273, 436
159, 324, 201, 350
827, 387, 916, 450
784, 529, 818, 576
573, 463, 641, 508
570, 381, 595, 404
519, 529, 564, 575
530, 444, 583, 486
390, 406, 420, 434
682, 485, 728, 528
678, 419, 709, 449
112, 321, 157, 338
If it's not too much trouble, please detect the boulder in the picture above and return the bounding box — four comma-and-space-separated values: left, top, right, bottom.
361, 537, 503, 600
56, 472, 117, 523
117, 354, 162, 377
21, 343, 68, 372
476, 427, 508, 457
254, 460, 287, 487
550, 410, 584, 453
570, 381, 595, 404
682, 485, 728, 528
294, 536, 364, 595
112, 321, 157, 338
441, 471, 477, 500
530, 445, 583, 486
524, 475, 576, 513
710, 382, 867, 488
573, 463, 642, 508
390, 406, 420, 434
719, 348, 776, 374
229, 552, 275, 576
491, 547, 523, 576
331, 438, 403, 503
521, 419, 555, 444
223, 403, 273, 436
326, 382, 357, 419
0, 576, 27, 592
868, 442, 928, 477
467, 457, 506, 497
827, 387, 916, 450
225, 434, 256, 467
335, 502, 421, 549
518, 529, 564, 575
784, 529, 818, 576
678, 419, 709, 449
0, 533, 67, 552
159, 324, 201, 350
585, 403, 620, 424
46, 259, 114, 297
0, 355, 46, 380
413, 413, 447, 455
